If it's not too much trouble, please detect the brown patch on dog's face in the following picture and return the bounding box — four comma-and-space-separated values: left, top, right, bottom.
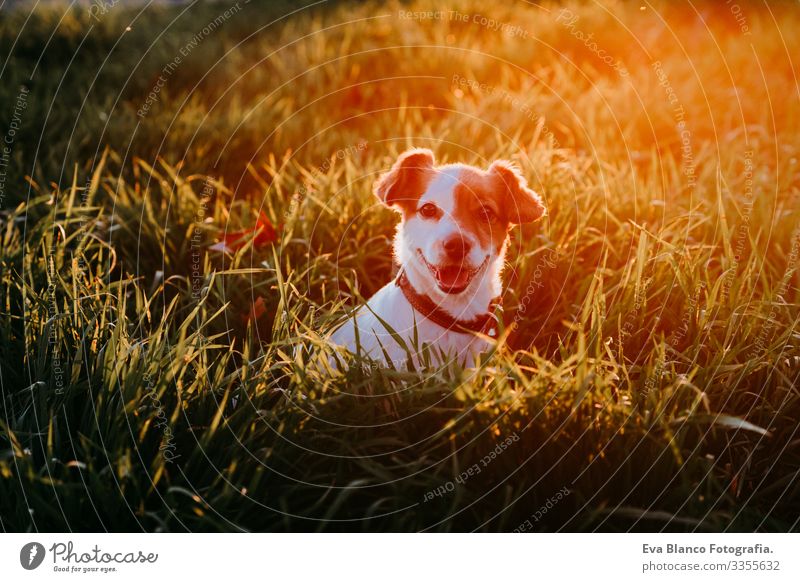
452, 167, 511, 253
374, 148, 435, 216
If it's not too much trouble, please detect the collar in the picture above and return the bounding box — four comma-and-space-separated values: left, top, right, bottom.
395, 270, 501, 337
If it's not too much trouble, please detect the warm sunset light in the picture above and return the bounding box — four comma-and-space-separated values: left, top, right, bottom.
0, 1, 798, 576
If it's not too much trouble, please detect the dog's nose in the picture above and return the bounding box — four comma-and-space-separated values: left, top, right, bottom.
442, 234, 471, 260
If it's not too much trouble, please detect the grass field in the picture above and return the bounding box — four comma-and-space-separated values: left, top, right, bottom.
1, 0, 799, 532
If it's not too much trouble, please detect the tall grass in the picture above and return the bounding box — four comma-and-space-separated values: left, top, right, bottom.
1, 0, 799, 531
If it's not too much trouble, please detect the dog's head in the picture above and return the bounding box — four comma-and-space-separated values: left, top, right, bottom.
375, 148, 546, 296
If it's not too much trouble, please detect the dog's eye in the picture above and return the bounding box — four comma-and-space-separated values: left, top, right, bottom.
418, 203, 439, 219
480, 207, 497, 222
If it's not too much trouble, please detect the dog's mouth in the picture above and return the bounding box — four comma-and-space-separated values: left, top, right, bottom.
417, 250, 489, 295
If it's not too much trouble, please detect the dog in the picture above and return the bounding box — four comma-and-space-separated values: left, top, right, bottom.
330, 148, 546, 369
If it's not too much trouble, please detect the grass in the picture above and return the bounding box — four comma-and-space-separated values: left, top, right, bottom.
1, 0, 799, 532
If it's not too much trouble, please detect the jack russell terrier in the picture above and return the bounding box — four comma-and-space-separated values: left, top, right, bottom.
330, 148, 546, 368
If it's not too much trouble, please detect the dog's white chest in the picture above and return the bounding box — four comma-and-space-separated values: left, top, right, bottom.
330, 282, 489, 368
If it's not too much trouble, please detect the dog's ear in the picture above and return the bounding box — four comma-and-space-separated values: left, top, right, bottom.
374, 148, 435, 212
489, 160, 546, 224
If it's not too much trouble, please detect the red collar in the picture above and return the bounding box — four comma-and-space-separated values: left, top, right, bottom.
395, 270, 501, 337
